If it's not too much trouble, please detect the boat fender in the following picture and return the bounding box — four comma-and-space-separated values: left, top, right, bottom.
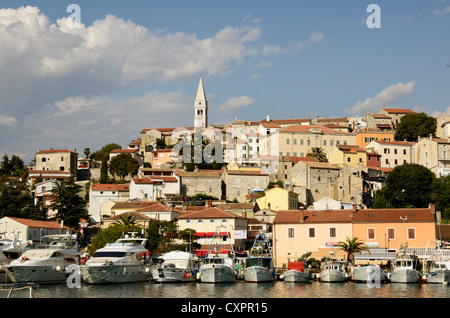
279, 274, 284, 280
145, 267, 150, 272
184, 272, 190, 278
55, 265, 62, 272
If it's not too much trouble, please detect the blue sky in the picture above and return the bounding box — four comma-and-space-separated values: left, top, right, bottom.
0, 1, 449, 162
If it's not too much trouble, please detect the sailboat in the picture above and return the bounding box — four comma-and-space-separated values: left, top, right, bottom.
199, 226, 237, 283
243, 233, 275, 283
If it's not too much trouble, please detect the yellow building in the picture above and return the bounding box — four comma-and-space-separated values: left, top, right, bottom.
226, 159, 260, 172
355, 128, 395, 150
255, 186, 298, 211
327, 145, 367, 167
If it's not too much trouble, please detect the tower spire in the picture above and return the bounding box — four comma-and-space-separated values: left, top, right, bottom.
194, 78, 208, 129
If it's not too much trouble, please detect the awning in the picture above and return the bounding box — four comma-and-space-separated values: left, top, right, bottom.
194, 232, 206, 237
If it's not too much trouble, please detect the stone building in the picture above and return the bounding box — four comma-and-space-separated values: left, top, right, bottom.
412, 136, 450, 177
176, 169, 224, 199
222, 170, 269, 202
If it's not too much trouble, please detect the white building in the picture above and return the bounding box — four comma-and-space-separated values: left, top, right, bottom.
129, 174, 180, 202
194, 78, 208, 129
89, 184, 130, 222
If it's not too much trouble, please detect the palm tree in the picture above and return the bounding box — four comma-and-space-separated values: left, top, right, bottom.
336, 237, 370, 266
306, 147, 328, 162
115, 214, 136, 226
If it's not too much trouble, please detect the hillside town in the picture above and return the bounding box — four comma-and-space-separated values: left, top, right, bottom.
1, 78, 449, 276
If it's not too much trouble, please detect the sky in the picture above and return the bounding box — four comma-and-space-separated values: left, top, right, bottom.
0, 0, 449, 163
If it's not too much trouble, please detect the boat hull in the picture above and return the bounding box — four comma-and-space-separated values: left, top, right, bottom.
200, 264, 236, 283
388, 269, 420, 283
353, 266, 386, 284
425, 270, 450, 284
80, 265, 152, 284
6, 265, 69, 284
320, 269, 346, 283
151, 268, 198, 283
244, 266, 274, 283
282, 269, 309, 283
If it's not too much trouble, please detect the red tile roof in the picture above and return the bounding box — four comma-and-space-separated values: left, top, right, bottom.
176, 207, 246, 219
36, 149, 77, 154
381, 108, 416, 114
91, 184, 130, 191
134, 202, 174, 212
5, 217, 71, 229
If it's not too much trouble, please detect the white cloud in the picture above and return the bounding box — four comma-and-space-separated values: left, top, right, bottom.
216, 96, 256, 113
0, 6, 264, 123
433, 6, 450, 15
346, 81, 416, 115
0, 115, 17, 127
310, 32, 325, 43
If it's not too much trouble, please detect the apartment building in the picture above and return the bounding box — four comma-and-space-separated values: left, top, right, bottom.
366, 140, 414, 168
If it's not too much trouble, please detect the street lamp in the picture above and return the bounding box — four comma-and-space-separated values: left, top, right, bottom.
400, 216, 408, 252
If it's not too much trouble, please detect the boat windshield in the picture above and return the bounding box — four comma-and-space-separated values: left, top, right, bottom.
245, 257, 271, 268
93, 251, 128, 258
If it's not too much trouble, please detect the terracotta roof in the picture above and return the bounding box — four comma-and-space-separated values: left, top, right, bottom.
260, 118, 311, 125
351, 207, 436, 223
369, 140, 413, 146
224, 170, 269, 176
381, 108, 416, 114
215, 203, 254, 210
110, 149, 137, 153
5, 217, 71, 229
152, 148, 174, 153
259, 122, 281, 128
280, 125, 352, 135
176, 170, 222, 178
285, 156, 318, 164
91, 184, 130, 191
134, 202, 174, 213
111, 201, 152, 209
132, 176, 178, 184
305, 162, 342, 170
104, 211, 155, 221
36, 149, 77, 154
176, 207, 246, 219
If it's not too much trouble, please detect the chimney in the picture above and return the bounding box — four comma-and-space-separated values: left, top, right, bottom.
299, 207, 304, 222
207, 200, 212, 208
352, 203, 357, 213
429, 203, 436, 215
267, 114, 270, 122
430, 134, 433, 141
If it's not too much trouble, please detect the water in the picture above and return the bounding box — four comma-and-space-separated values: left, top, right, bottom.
5, 280, 450, 299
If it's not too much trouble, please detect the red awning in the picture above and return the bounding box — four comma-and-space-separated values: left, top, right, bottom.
194, 232, 206, 237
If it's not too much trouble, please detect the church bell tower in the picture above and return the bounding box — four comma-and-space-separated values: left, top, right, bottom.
194, 78, 208, 129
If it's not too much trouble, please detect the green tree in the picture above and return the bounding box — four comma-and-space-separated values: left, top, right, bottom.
306, 147, 327, 162
108, 153, 139, 180
431, 176, 450, 222
0, 179, 35, 218
49, 176, 89, 228
100, 155, 108, 184
267, 180, 284, 189
146, 220, 177, 253
373, 163, 436, 208
336, 237, 370, 266
394, 112, 437, 142
90, 143, 122, 161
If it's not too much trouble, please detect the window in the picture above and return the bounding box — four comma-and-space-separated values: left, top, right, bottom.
368, 228, 375, 239
59, 166, 65, 171
300, 139, 304, 145
286, 139, 290, 145
293, 139, 297, 145
408, 228, 416, 240
308, 228, 315, 238
323, 140, 327, 146
288, 228, 295, 238
210, 219, 215, 223
61, 157, 64, 161
329, 227, 336, 238
403, 149, 407, 155
388, 228, 395, 240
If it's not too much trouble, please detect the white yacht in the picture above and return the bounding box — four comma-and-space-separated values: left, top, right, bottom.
243, 233, 275, 283
0, 232, 29, 282
320, 260, 348, 283
199, 228, 237, 283
6, 234, 81, 284
80, 235, 152, 284
151, 250, 199, 283
387, 256, 421, 283
352, 265, 386, 284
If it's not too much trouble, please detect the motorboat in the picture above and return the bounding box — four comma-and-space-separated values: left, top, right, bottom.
320, 260, 348, 283
0, 232, 29, 282
151, 250, 199, 283
80, 234, 152, 284
423, 255, 450, 284
199, 227, 237, 283
352, 265, 386, 284
281, 261, 310, 283
386, 255, 421, 283
6, 234, 81, 284
243, 233, 275, 283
